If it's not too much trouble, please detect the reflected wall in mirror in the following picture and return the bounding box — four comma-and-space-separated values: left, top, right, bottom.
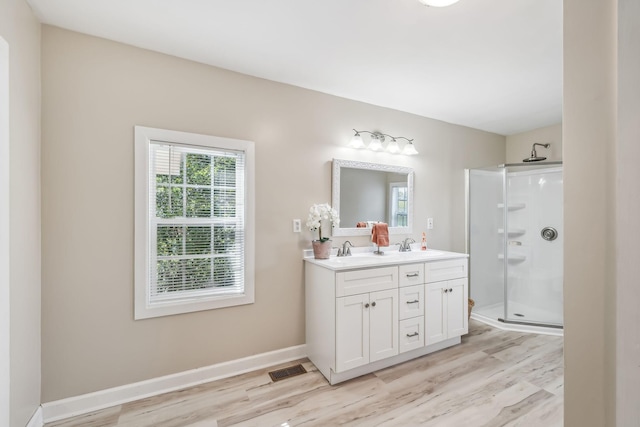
332, 159, 414, 237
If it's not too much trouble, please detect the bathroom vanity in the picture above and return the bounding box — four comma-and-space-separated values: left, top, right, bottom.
304, 249, 469, 385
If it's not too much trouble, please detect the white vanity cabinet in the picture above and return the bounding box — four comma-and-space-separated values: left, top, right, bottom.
336, 288, 399, 372
398, 263, 425, 353
335, 266, 399, 371
425, 259, 469, 345
305, 250, 469, 385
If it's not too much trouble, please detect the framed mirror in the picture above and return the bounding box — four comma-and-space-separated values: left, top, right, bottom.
332, 159, 414, 237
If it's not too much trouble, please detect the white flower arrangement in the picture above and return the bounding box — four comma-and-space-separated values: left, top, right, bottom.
306, 203, 340, 242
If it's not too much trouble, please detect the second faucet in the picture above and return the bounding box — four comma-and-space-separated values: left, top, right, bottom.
337, 240, 353, 257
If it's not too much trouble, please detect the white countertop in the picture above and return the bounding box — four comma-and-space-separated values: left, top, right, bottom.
304, 247, 468, 271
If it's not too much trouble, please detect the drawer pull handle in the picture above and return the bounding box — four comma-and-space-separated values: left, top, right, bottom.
406, 273, 420, 278
406, 332, 419, 338
406, 300, 420, 304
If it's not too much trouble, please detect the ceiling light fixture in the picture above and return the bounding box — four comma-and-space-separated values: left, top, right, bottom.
349, 129, 418, 156
418, 0, 460, 7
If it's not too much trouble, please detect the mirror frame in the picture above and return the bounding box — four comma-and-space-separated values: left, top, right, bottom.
332, 158, 414, 237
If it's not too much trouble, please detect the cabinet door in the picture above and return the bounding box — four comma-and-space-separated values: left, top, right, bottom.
425, 283, 446, 346
446, 278, 469, 338
336, 294, 370, 372
369, 289, 399, 363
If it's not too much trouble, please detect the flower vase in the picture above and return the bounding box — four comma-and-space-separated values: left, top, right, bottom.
312, 240, 332, 259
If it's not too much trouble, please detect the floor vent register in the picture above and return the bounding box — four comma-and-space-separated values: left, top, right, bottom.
268, 364, 307, 382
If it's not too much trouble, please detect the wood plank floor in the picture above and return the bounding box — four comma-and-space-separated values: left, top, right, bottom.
45, 321, 564, 427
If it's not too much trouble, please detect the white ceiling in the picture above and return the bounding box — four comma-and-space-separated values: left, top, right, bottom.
27, 0, 562, 136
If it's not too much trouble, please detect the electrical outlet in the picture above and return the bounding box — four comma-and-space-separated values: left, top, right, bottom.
427, 218, 434, 229
293, 219, 301, 233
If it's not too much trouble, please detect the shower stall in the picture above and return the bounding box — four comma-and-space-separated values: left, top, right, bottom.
466, 162, 563, 332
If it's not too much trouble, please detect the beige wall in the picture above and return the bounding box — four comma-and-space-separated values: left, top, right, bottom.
563, 0, 617, 425
616, 0, 640, 423
0, 0, 42, 426
505, 123, 562, 163
40, 26, 505, 401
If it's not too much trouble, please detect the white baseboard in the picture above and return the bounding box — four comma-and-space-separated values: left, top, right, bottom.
41, 344, 306, 423
26, 406, 43, 427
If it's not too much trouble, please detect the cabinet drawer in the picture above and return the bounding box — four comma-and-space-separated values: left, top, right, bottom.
425, 259, 468, 283
336, 266, 398, 297
399, 263, 424, 287
399, 284, 424, 320
399, 317, 424, 353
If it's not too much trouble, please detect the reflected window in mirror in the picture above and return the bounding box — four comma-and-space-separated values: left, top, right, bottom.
390, 183, 408, 227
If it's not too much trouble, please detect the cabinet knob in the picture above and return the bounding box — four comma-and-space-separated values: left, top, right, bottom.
364, 303, 370, 308
371, 301, 377, 307
449, 288, 453, 292
443, 289, 448, 293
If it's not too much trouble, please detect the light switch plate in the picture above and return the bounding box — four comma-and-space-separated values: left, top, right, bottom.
427, 218, 434, 229
293, 219, 301, 233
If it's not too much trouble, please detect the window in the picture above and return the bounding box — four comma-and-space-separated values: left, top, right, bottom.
389, 183, 408, 227
135, 126, 254, 319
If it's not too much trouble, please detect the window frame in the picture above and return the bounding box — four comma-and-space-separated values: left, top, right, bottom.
134, 126, 255, 320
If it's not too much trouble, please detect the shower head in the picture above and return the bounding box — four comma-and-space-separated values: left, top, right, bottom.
523, 143, 551, 162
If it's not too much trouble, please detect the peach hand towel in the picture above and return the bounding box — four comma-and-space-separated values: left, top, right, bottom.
371, 223, 389, 247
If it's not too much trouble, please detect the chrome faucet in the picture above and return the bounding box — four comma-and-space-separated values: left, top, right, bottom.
399, 238, 415, 252
337, 240, 353, 257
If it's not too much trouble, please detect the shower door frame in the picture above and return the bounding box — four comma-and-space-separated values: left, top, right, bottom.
466, 162, 564, 330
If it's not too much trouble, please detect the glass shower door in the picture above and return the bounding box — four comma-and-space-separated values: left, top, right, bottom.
467, 167, 506, 321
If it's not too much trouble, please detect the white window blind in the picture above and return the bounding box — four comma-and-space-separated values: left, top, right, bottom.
150, 142, 246, 303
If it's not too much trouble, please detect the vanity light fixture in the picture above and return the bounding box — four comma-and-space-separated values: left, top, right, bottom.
401, 141, 419, 156
368, 134, 383, 151
347, 132, 365, 149
386, 138, 400, 154
349, 129, 419, 156
418, 0, 460, 7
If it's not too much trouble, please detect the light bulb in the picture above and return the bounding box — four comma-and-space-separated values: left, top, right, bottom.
401, 142, 419, 155
386, 139, 400, 154
368, 136, 383, 151
348, 133, 365, 149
